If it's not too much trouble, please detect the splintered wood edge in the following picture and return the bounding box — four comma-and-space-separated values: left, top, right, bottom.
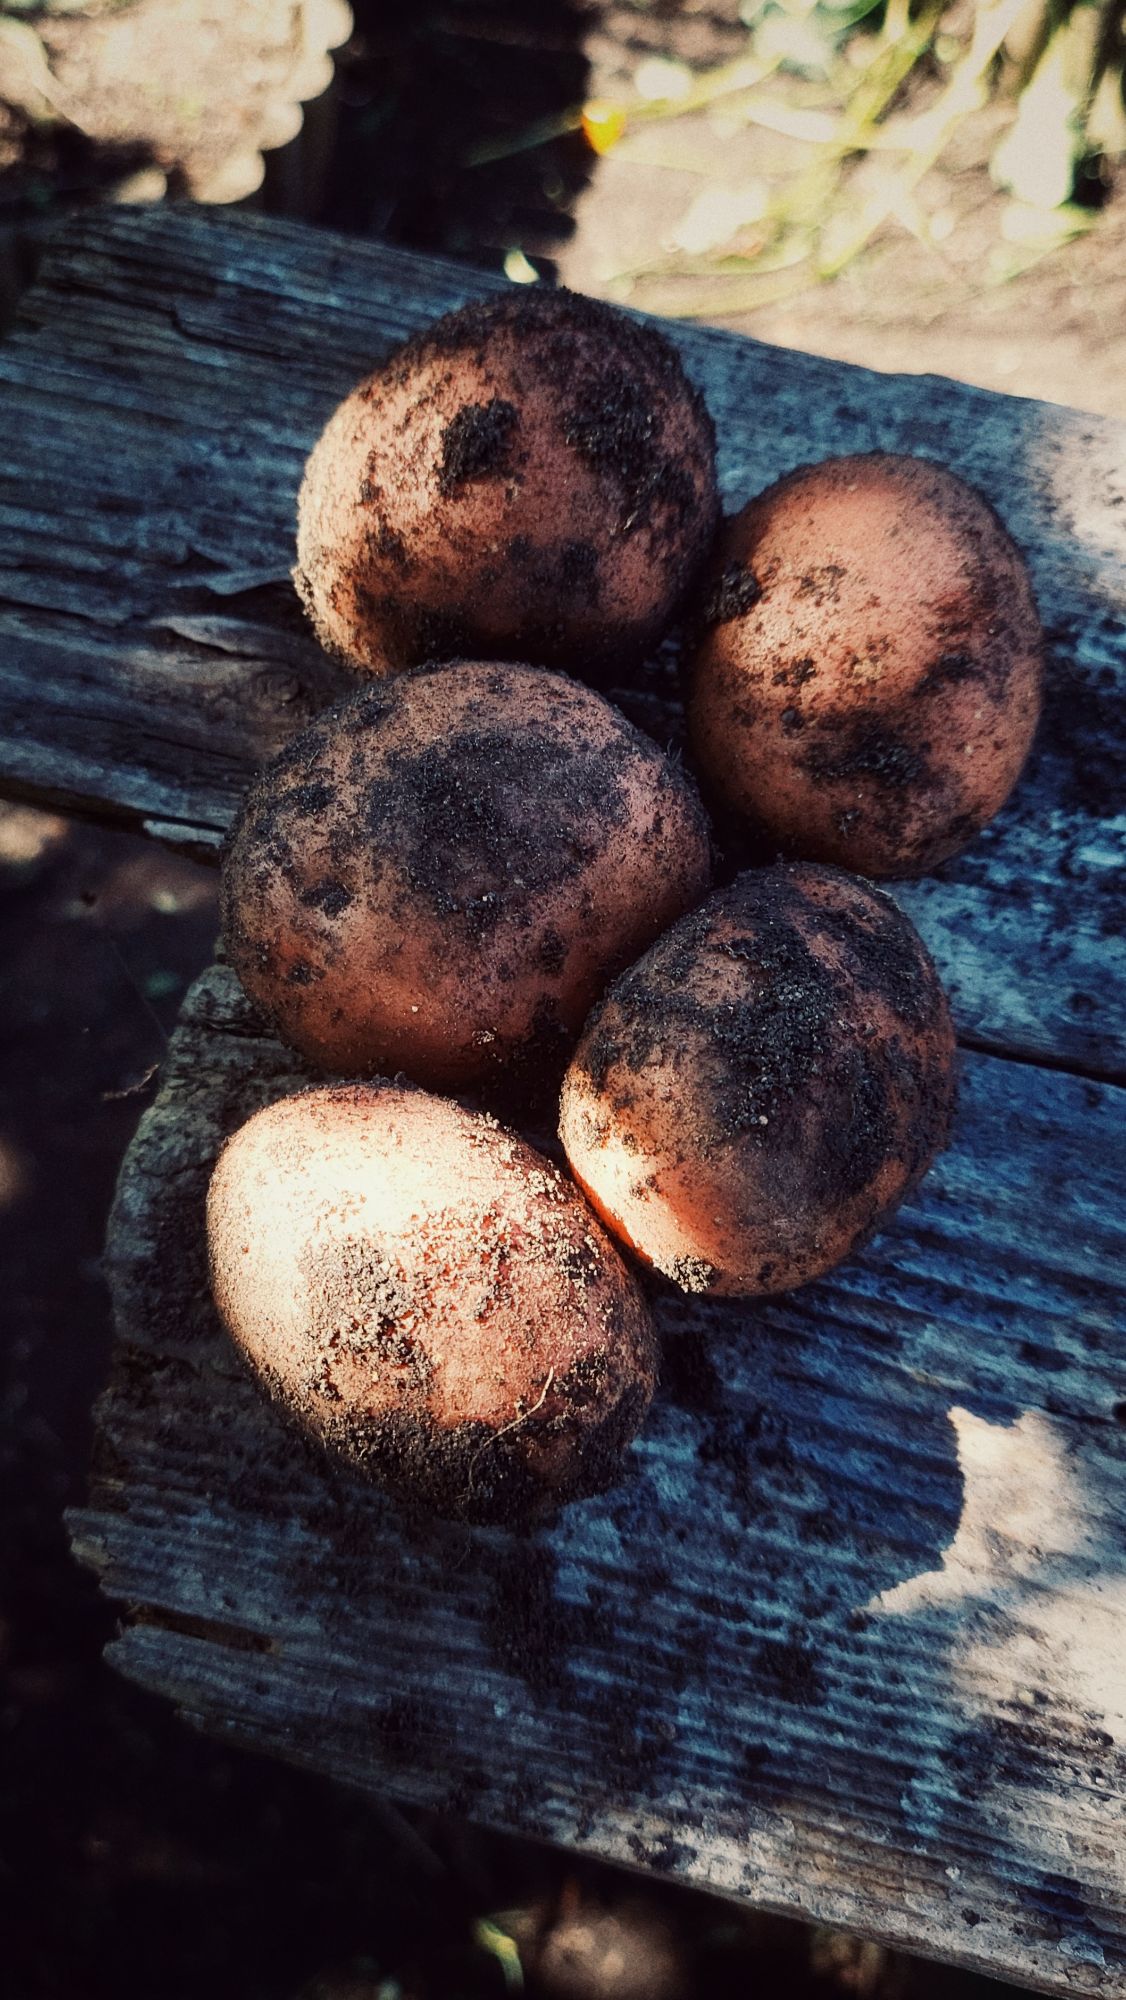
71, 961, 1126, 1999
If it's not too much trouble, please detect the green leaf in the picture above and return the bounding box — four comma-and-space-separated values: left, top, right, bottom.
473, 1919, 524, 1994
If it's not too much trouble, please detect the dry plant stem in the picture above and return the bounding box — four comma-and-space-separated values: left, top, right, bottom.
464, 49, 783, 168
632, 0, 1041, 315
1086, 0, 1125, 123
613, 0, 947, 313
617, 87, 838, 161
817, 0, 1051, 279
464, 109, 584, 169
883, 0, 912, 44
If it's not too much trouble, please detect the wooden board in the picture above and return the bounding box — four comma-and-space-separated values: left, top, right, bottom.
0, 206, 1123, 1080
71, 962, 1126, 1996
0, 204, 1120, 1991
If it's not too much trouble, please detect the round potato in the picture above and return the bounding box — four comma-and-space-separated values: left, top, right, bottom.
688, 453, 1043, 876
220, 661, 713, 1098
295, 287, 719, 680
559, 864, 956, 1296
207, 1082, 658, 1523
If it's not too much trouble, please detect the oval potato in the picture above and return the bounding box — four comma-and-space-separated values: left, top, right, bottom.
208, 1081, 658, 1523
221, 661, 712, 1098
296, 287, 719, 680
689, 453, 1043, 876
559, 864, 956, 1296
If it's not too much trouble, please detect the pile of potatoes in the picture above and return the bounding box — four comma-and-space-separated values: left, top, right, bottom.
208, 286, 1044, 1525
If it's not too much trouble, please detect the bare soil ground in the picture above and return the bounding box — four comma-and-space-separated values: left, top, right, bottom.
564, 143, 1126, 420
564, 20, 1126, 419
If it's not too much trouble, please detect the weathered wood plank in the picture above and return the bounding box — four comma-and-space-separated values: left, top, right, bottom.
24, 202, 1123, 1988
0, 206, 1123, 1071
71, 963, 1126, 1997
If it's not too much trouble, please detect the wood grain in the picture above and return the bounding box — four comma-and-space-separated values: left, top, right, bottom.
5, 204, 1121, 1989
0, 206, 1123, 1076
71, 963, 1126, 1996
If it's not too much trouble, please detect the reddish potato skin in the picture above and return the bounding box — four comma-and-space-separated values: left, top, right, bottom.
220, 661, 712, 1098
295, 287, 719, 681
559, 865, 956, 1297
688, 454, 1043, 877
207, 1082, 657, 1524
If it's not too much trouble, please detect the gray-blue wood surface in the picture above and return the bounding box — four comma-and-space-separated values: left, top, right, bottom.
1, 206, 1123, 1995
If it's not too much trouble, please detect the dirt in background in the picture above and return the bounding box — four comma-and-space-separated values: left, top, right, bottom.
563, 21, 1126, 420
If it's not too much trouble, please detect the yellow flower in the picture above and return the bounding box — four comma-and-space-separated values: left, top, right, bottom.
582, 100, 627, 155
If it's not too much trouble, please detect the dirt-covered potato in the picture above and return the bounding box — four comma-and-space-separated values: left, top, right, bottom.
688, 454, 1043, 876
207, 1081, 658, 1524
559, 864, 956, 1297
295, 287, 719, 680
220, 661, 713, 1098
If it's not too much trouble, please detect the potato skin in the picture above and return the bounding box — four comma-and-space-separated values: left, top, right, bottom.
688, 454, 1044, 876
295, 287, 719, 681
207, 1082, 657, 1524
220, 661, 712, 1098
559, 865, 956, 1297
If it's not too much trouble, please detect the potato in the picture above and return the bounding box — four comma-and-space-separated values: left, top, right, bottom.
207, 1082, 658, 1523
559, 864, 956, 1296
688, 453, 1044, 876
295, 287, 719, 681
220, 661, 712, 1099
